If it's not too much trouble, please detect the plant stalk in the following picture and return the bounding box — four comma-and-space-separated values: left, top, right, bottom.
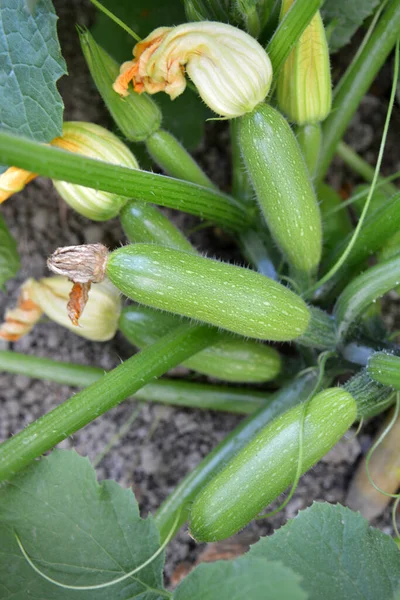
317, 0, 400, 182
0, 133, 249, 232
337, 142, 398, 196
0, 324, 219, 482
0, 350, 268, 414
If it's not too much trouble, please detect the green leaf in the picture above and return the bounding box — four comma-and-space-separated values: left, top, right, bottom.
0, 450, 166, 599
0, 213, 20, 289
90, 0, 211, 149
0, 0, 67, 148
173, 556, 308, 600
321, 0, 381, 52
250, 502, 400, 600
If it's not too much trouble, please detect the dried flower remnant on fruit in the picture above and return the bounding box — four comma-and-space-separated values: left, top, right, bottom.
48, 244, 108, 284
47, 244, 109, 325
0, 167, 38, 204
113, 22, 273, 118
0, 280, 43, 341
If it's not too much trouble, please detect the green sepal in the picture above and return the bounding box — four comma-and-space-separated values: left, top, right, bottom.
79, 28, 161, 142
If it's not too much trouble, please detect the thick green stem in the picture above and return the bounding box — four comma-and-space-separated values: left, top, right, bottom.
0, 133, 249, 232
296, 123, 322, 177
266, 0, 322, 76
146, 129, 214, 189
344, 369, 394, 418
317, 0, 400, 182
0, 324, 219, 482
155, 371, 319, 542
336, 142, 398, 196
0, 350, 268, 414
230, 119, 254, 204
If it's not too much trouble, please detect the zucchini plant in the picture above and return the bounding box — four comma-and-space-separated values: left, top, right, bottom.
1, 0, 400, 597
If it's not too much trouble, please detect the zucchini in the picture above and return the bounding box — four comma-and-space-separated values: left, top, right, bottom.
120, 200, 195, 253
189, 387, 357, 542
239, 104, 322, 281
106, 244, 310, 341
119, 305, 281, 383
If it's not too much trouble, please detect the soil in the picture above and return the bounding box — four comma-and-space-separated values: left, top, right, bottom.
1, 0, 399, 584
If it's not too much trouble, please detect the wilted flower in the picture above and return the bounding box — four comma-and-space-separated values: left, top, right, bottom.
113, 21, 273, 118
276, 1, 331, 125
0, 280, 43, 341
0, 276, 120, 342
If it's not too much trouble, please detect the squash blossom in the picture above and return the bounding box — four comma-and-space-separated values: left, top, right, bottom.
276, 0, 331, 125
113, 21, 273, 118
0, 122, 139, 220
0, 167, 37, 204
0, 275, 120, 342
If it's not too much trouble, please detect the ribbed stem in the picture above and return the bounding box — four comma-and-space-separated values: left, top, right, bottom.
0, 351, 267, 415
296, 123, 321, 177
0, 133, 249, 232
297, 306, 336, 350
344, 369, 394, 418
0, 324, 219, 482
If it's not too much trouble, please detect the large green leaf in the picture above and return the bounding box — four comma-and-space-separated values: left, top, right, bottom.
91, 0, 211, 149
0, 0, 67, 149
0, 450, 165, 600
322, 0, 381, 52
250, 502, 400, 600
173, 556, 308, 600
0, 213, 20, 289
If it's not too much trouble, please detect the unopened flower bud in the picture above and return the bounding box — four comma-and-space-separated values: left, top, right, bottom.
276, 2, 331, 125
79, 28, 161, 141
51, 122, 140, 221
0, 166, 37, 204
113, 22, 273, 118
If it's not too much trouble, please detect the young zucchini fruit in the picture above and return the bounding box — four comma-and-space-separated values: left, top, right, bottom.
189, 387, 357, 542
368, 352, 400, 390
155, 371, 320, 542
119, 305, 281, 383
106, 244, 311, 341
239, 104, 322, 282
